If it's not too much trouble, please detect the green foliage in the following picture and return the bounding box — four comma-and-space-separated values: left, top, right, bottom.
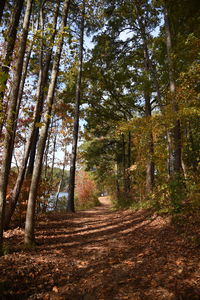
130, 199, 153, 211
111, 192, 133, 210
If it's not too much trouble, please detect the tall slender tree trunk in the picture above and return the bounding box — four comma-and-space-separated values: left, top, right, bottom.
115, 162, 121, 200
67, 0, 85, 212
24, 0, 71, 246
1, 0, 24, 78
164, 5, 182, 176
51, 120, 58, 179
135, 6, 155, 193
0, 0, 6, 24
3, 2, 60, 229
3, 37, 35, 229
0, 0, 33, 254
3, 6, 48, 229
0, 0, 24, 135
144, 89, 154, 193
26, 2, 60, 177
127, 131, 131, 192
44, 119, 53, 179
121, 134, 127, 194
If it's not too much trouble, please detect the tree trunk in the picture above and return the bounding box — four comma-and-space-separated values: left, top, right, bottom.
3, 6, 48, 229
164, 5, 182, 176
24, 0, 71, 246
1, 0, 24, 77
144, 87, 154, 193
7, 27, 36, 180
44, 119, 53, 179
135, 3, 155, 193
3, 38, 35, 229
26, 1, 60, 177
51, 120, 58, 180
0, 0, 24, 135
4, 2, 60, 229
127, 131, 131, 192
0, 0, 33, 254
67, 0, 85, 212
0, 0, 6, 24
115, 162, 121, 200
122, 134, 127, 194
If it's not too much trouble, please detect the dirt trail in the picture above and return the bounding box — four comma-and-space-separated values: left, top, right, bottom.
1, 198, 200, 299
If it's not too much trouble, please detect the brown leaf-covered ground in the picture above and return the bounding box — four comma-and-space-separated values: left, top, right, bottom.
1, 197, 200, 300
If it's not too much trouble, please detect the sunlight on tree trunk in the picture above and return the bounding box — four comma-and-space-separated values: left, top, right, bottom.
24, 0, 71, 247
0, 0, 33, 254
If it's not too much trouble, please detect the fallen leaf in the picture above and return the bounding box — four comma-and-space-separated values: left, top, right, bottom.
52, 286, 59, 293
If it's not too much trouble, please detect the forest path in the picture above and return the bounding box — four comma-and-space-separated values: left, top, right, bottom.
1, 200, 200, 299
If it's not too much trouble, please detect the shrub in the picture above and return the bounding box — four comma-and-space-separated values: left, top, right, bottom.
75, 171, 99, 209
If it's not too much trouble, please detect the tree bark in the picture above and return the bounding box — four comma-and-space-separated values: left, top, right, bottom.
1, 0, 24, 81
144, 86, 154, 193
51, 120, 58, 179
0, 0, 6, 24
44, 118, 53, 179
164, 5, 182, 176
127, 131, 131, 192
3, 2, 60, 229
26, 2, 60, 177
67, 0, 85, 212
0, 0, 24, 135
24, 0, 71, 246
121, 134, 127, 194
3, 38, 35, 229
115, 162, 121, 200
135, 5, 155, 193
0, 0, 33, 254
3, 5, 50, 229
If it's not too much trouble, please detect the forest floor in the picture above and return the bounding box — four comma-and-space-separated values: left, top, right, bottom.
1, 197, 200, 300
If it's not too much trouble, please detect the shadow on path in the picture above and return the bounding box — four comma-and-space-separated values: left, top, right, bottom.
1, 200, 200, 300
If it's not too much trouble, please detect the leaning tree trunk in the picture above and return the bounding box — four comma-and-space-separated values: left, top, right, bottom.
0, 0, 33, 254
4, 2, 60, 230
3, 37, 35, 230
50, 119, 58, 180
67, 0, 85, 212
44, 118, 53, 179
3, 4, 48, 229
24, 0, 71, 247
26, 1, 60, 177
1, 0, 24, 90
0, 0, 24, 136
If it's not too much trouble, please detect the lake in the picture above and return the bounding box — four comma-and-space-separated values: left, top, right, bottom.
56, 192, 68, 199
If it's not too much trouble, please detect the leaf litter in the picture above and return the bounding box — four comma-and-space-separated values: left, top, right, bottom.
1, 198, 200, 299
